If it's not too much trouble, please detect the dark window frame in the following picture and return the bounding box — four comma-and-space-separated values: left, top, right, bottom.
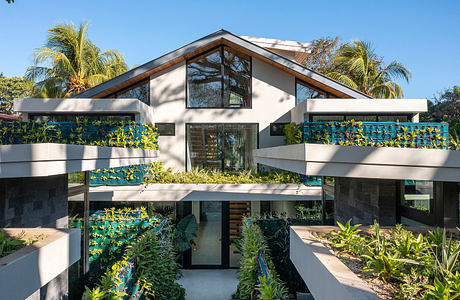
270, 122, 289, 136
107, 79, 150, 106
295, 78, 334, 105
308, 114, 412, 122
156, 123, 175, 136
184, 122, 259, 172
29, 113, 135, 122
185, 45, 252, 109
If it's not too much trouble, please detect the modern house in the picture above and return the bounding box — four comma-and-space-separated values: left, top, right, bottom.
13, 29, 460, 274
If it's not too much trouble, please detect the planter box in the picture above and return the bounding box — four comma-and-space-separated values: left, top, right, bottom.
0, 228, 80, 300
88, 183, 323, 202
290, 226, 380, 300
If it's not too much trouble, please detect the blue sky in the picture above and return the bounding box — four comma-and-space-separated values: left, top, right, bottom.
0, 0, 458, 99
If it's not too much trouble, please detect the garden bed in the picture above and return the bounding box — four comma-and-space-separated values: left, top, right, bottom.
0, 228, 80, 300
291, 224, 460, 300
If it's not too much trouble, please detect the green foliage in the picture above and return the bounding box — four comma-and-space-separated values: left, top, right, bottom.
326, 220, 460, 299
26, 22, 128, 97
126, 226, 185, 299
0, 120, 158, 149
174, 214, 197, 253
0, 230, 25, 258
234, 218, 289, 300
145, 161, 302, 184
84, 221, 185, 300
283, 122, 302, 145
0, 73, 33, 114
304, 120, 448, 149
326, 40, 411, 98
256, 218, 320, 295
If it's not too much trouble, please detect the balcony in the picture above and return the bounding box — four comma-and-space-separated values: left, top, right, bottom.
303, 121, 449, 149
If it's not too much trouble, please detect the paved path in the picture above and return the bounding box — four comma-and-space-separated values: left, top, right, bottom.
178, 269, 239, 300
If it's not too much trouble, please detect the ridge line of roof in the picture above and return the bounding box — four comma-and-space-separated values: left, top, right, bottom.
74, 29, 371, 99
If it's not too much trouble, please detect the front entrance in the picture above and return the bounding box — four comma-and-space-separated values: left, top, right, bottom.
182, 201, 230, 268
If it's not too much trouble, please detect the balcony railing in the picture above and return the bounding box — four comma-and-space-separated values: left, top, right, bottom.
0, 120, 158, 149
0, 120, 158, 186
303, 121, 449, 149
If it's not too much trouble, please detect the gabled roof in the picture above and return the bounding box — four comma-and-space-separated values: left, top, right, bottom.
74, 29, 371, 99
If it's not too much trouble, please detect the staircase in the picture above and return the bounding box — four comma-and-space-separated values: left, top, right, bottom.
229, 201, 251, 242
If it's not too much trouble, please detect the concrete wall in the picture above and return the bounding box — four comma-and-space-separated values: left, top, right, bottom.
334, 177, 398, 226
0, 174, 68, 228
150, 58, 295, 170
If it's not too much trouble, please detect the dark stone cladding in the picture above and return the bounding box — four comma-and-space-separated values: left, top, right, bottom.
334, 177, 398, 226
0, 174, 68, 228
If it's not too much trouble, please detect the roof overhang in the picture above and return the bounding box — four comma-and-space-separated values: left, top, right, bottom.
74, 30, 371, 100
0, 143, 159, 178
253, 143, 460, 182
291, 98, 428, 122
13, 98, 155, 123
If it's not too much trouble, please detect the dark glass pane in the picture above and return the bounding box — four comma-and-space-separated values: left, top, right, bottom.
116, 80, 149, 105
156, 123, 175, 136
378, 115, 409, 122
345, 115, 377, 122
186, 124, 223, 170
223, 124, 257, 172
402, 180, 433, 212
223, 47, 251, 108
187, 49, 222, 108
296, 81, 327, 105
270, 123, 288, 136
312, 115, 345, 122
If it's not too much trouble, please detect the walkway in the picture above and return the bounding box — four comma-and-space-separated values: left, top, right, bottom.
178, 269, 239, 300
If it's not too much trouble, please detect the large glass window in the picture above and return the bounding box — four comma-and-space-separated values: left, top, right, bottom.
187, 46, 251, 108
115, 80, 150, 105
296, 80, 330, 105
186, 123, 257, 172
402, 180, 433, 212
30, 114, 134, 122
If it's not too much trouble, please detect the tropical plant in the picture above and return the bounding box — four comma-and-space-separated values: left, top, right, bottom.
26, 22, 128, 98
174, 214, 197, 254
329, 219, 364, 254
0, 230, 25, 258
326, 40, 411, 98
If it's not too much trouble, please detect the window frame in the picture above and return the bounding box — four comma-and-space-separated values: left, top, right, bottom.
308, 114, 412, 122
107, 79, 150, 106
156, 123, 176, 136
184, 122, 259, 172
185, 46, 252, 109
269, 122, 289, 136
295, 78, 333, 105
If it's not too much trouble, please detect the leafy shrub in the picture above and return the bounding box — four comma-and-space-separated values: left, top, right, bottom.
145, 162, 302, 184
0, 230, 25, 258
283, 122, 302, 145
234, 218, 289, 300
84, 223, 185, 300
326, 220, 460, 299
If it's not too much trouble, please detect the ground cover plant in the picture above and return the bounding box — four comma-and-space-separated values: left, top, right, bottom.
233, 218, 289, 300
323, 220, 460, 299
0, 230, 45, 259
144, 161, 303, 184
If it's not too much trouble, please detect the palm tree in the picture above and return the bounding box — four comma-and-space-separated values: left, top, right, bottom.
26, 22, 128, 97
327, 41, 411, 98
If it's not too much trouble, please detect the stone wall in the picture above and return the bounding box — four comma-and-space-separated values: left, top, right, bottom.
0, 174, 68, 228
334, 177, 399, 226
0, 174, 69, 299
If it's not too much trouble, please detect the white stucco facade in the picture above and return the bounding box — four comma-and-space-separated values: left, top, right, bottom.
151, 58, 295, 170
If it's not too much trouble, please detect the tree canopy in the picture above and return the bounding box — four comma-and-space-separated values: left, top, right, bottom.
26, 22, 128, 98
302, 38, 411, 98
0, 73, 33, 114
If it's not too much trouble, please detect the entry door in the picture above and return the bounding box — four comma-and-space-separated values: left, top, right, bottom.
183, 201, 229, 268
